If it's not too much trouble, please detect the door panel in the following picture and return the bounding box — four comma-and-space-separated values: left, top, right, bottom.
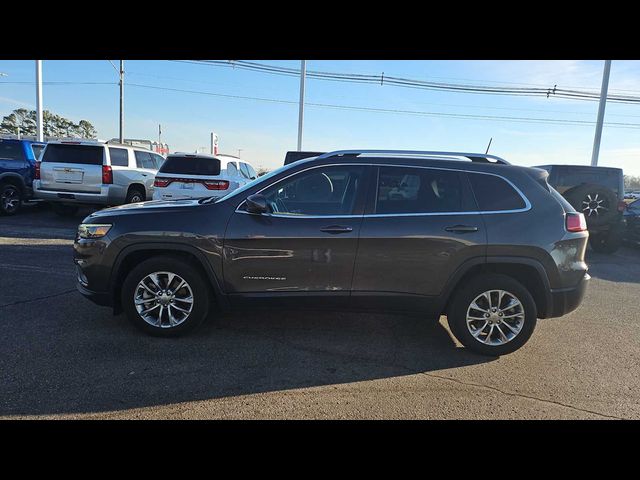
222, 164, 368, 306
351, 166, 486, 308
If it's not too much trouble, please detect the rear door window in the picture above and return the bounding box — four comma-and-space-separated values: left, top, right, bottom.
468, 172, 526, 212
375, 167, 468, 214
109, 147, 129, 167
159, 156, 221, 176
42, 144, 104, 165
0, 141, 25, 161
226, 161, 238, 176
151, 154, 165, 169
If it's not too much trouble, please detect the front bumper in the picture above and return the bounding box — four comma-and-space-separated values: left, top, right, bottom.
547, 272, 590, 318
77, 282, 112, 307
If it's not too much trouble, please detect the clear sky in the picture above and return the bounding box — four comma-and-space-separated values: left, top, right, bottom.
1, 60, 640, 176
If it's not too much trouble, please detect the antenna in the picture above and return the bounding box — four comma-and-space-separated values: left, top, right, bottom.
485, 137, 493, 154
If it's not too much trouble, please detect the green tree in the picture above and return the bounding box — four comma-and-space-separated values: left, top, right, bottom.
77, 120, 97, 138
0, 108, 98, 139
0, 108, 36, 136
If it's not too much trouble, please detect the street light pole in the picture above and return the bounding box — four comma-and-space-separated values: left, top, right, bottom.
591, 60, 612, 167
36, 60, 43, 142
119, 60, 124, 143
297, 60, 306, 151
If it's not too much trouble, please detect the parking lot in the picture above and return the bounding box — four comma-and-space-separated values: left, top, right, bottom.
1, 203, 639, 419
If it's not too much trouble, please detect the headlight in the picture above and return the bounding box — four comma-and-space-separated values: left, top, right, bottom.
78, 223, 112, 239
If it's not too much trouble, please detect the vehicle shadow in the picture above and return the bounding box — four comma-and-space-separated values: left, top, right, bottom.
0, 297, 495, 416
585, 246, 640, 284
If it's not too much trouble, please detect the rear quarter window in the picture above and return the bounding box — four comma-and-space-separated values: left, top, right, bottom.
109, 147, 129, 167
31, 144, 45, 160
159, 156, 221, 176
468, 173, 527, 212
42, 144, 104, 165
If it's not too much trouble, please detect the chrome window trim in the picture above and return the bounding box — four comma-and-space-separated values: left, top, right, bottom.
234, 162, 531, 218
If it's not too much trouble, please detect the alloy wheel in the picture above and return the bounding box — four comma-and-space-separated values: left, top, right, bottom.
466, 290, 525, 346
1, 186, 19, 213
134, 271, 194, 328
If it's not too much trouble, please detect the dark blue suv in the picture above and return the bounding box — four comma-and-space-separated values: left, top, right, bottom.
0, 137, 46, 215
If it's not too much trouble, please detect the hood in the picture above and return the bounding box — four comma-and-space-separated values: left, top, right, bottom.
84, 199, 203, 220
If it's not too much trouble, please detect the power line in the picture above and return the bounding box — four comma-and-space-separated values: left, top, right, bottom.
126, 82, 640, 130
172, 60, 640, 105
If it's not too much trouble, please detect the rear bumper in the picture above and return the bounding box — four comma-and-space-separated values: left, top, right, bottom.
547, 272, 590, 318
33, 181, 126, 205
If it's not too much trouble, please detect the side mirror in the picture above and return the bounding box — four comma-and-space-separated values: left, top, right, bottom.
245, 194, 268, 214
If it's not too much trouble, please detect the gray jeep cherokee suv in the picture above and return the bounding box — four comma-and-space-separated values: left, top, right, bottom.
73, 150, 590, 356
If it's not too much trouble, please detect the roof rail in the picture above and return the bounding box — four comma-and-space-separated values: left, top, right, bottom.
315, 150, 510, 165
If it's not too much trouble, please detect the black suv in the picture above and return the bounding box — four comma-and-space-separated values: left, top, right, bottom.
535, 165, 625, 253
74, 150, 590, 356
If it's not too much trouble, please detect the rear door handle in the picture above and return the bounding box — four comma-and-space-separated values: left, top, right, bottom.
320, 225, 353, 234
444, 225, 479, 233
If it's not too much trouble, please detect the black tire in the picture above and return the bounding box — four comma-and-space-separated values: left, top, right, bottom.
0, 183, 22, 215
447, 274, 538, 356
51, 203, 79, 217
121, 256, 210, 337
125, 187, 145, 204
564, 183, 618, 227
590, 228, 623, 254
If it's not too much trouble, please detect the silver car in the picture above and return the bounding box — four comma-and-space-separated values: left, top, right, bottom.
34, 139, 164, 216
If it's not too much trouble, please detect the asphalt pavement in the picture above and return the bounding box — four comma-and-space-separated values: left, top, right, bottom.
1, 203, 639, 419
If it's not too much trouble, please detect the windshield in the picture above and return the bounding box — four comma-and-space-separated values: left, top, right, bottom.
205, 160, 307, 204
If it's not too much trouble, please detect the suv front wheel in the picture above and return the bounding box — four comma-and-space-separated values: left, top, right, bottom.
447, 274, 537, 356
121, 256, 210, 336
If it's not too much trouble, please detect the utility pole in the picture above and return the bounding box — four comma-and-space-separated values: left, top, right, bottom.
297, 60, 306, 151
591, 60, 612, 167
237, 149, 242, 158
35, 60, 43, 142
119, 60, 124, 143
158, 124, 162, 145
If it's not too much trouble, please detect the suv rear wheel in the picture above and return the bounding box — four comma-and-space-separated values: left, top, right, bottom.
121, 256, 210, 336
0, 183, 22, 215
447, 274, 537, 356
125, 187, 145, 204
589, 227, 623, 254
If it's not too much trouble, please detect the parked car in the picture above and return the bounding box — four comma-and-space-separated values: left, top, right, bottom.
623, 198, 640, 246
152, 153, 257, 201
624, 191, 640, 200
535, 164, 626, 253
34, 139, 164, 216
74, 149, 590, 356
0, 137, 46, 215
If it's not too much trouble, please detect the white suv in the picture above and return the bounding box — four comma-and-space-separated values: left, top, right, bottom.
34, 139, 164, 216
152, 153, 258, 201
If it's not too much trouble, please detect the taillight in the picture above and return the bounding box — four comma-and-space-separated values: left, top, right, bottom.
102, 165, 113, 184
566, 212, 587, 232
154, 177, 172, 188
618, 201, 627, 212
203, 180, 229, 190
34, 162, 41, 180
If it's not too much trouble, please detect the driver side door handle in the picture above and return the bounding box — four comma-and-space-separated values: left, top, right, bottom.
444, 225, 479, 233
320, 225, 353, 234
